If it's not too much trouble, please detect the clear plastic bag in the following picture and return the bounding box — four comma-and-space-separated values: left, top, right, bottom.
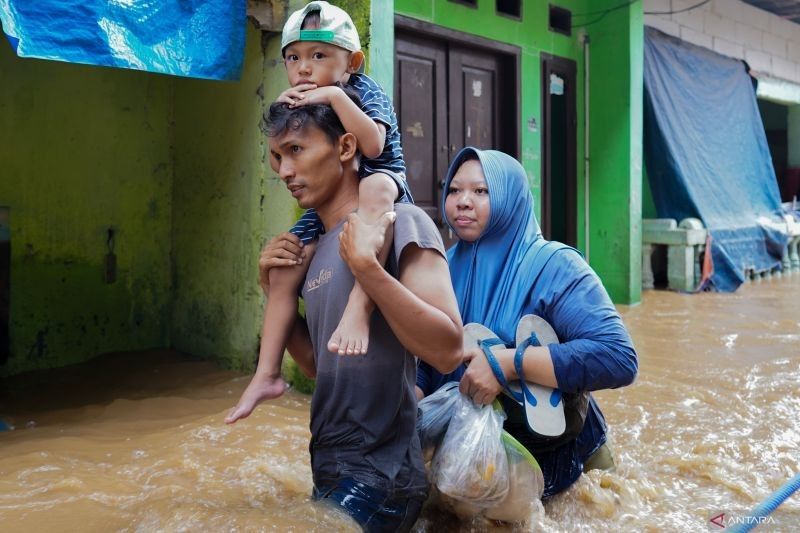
417, 381, 460, 452
485, 430, 545, 522
431, 394, 509, 518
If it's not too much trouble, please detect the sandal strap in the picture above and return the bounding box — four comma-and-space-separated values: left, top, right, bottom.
478, 337, 509, 390
514, 332, 542, 407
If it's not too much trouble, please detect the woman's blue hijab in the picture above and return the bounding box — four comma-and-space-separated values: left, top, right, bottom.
443, 147, 561, 344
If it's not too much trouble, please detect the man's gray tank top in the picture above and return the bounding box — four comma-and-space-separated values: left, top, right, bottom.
301, 203, 445, 498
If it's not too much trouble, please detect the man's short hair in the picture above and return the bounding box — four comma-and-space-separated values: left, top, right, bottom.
263, 85, 362, 147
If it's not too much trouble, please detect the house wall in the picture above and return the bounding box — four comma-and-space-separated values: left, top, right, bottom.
169, 27, 280, 371
0, 44, 173, 376
589, 1, 644, 304
643, 0, 800, 83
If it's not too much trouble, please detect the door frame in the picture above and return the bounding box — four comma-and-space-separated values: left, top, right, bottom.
540, 52, 577, 246
394, 15, 521, 160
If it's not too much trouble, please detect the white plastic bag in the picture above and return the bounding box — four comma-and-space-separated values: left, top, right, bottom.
417, 381, 460, 452
431, 394, 509, 518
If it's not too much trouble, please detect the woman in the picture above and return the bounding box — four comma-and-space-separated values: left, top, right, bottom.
417, 147, 638, 498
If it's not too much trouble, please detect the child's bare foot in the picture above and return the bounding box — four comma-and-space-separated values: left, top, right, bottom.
327, 300, 371, 355
225, 374, 287, 424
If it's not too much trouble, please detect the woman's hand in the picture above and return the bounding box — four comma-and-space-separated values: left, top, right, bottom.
459, 346, 505, 406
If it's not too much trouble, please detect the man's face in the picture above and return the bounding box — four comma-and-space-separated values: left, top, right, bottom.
283, 41, 353, 87
269, 124, 343, 210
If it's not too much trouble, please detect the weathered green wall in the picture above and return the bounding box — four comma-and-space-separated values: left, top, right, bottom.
0, 45, 173, 376
394, 0, 642, 303
170, 27, 288, 371
588, 0, 643, 304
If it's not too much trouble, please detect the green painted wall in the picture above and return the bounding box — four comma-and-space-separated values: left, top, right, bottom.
587, 0, 643, 304
0, 45, 173, 376
394, 0, 642, 303
170, 27, 297, 371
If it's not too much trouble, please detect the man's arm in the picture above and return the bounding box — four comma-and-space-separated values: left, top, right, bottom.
285, 314, 316, 379
338, 213, 463, 373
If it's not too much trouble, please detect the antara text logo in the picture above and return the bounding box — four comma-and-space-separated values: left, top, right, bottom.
708, 511, 776, 529
306, 269, 333, 292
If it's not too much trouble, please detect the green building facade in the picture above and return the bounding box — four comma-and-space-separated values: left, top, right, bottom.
0, 0, 642, 377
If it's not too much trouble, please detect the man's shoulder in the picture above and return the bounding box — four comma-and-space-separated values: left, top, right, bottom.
394, 203, 433, 225
393, 204, 445, 256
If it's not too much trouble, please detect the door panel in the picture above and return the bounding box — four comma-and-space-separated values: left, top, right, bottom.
449, 49, 500, 152
395, 35, 448, 224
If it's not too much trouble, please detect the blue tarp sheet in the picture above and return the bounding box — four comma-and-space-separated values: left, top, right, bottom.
0, 0, 245, 80
643, 27, 788, 292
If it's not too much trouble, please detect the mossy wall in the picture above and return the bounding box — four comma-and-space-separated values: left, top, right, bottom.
0, 44, 173, 376
170, 27, 296, 371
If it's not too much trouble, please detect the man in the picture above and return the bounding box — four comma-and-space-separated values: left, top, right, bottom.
227, 99, 463, 532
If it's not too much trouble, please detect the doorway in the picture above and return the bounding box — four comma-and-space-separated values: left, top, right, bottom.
0, 207, 9, 365
394, 17, 519, 246
541, 53, 577, 247
757, 99, 791, 201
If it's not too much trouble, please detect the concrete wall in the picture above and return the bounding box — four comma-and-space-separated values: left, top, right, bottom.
395, 0, 643, 303
0, 45, 173, 376
0, 0, 380, 376
644, 0, 800, 83
170, 28, 297, 371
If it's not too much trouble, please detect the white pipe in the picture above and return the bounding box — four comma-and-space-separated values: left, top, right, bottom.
582, 31, 591, 261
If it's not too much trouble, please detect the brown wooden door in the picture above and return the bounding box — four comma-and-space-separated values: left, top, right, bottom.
395, 35, 448, 225
395, 25, 518, 246
448, 48, 500, 151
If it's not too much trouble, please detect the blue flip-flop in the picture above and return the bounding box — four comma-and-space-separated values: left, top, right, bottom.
507, 314, 566, 438
462, 323, 523, 404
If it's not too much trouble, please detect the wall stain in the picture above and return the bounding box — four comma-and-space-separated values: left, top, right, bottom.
27, 328, 48, 359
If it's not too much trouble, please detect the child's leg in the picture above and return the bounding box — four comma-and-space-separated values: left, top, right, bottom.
328, 173, 397, 355
226, 244, 315, 424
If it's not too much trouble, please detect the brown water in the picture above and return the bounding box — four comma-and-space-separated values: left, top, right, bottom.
1, 276, 799, 532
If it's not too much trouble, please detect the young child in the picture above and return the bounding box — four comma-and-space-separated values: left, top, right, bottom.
225, 1, 412, 422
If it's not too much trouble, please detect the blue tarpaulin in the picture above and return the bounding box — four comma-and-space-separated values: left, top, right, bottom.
0, 0, 245, 80
643, 27, 788, 292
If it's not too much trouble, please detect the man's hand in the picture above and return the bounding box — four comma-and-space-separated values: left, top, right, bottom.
338, 211, 396, 275
276, 83, 318, 107
459, 346, 505, 406
259, 233, 307, 294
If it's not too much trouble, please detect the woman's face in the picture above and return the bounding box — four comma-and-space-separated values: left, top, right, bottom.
444, 159, 490, 242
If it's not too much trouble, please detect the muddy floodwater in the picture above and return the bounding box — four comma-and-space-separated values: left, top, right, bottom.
1, 276, 799, 532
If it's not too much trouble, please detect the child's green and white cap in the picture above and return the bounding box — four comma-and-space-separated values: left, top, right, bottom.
281, 1, 361, 53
